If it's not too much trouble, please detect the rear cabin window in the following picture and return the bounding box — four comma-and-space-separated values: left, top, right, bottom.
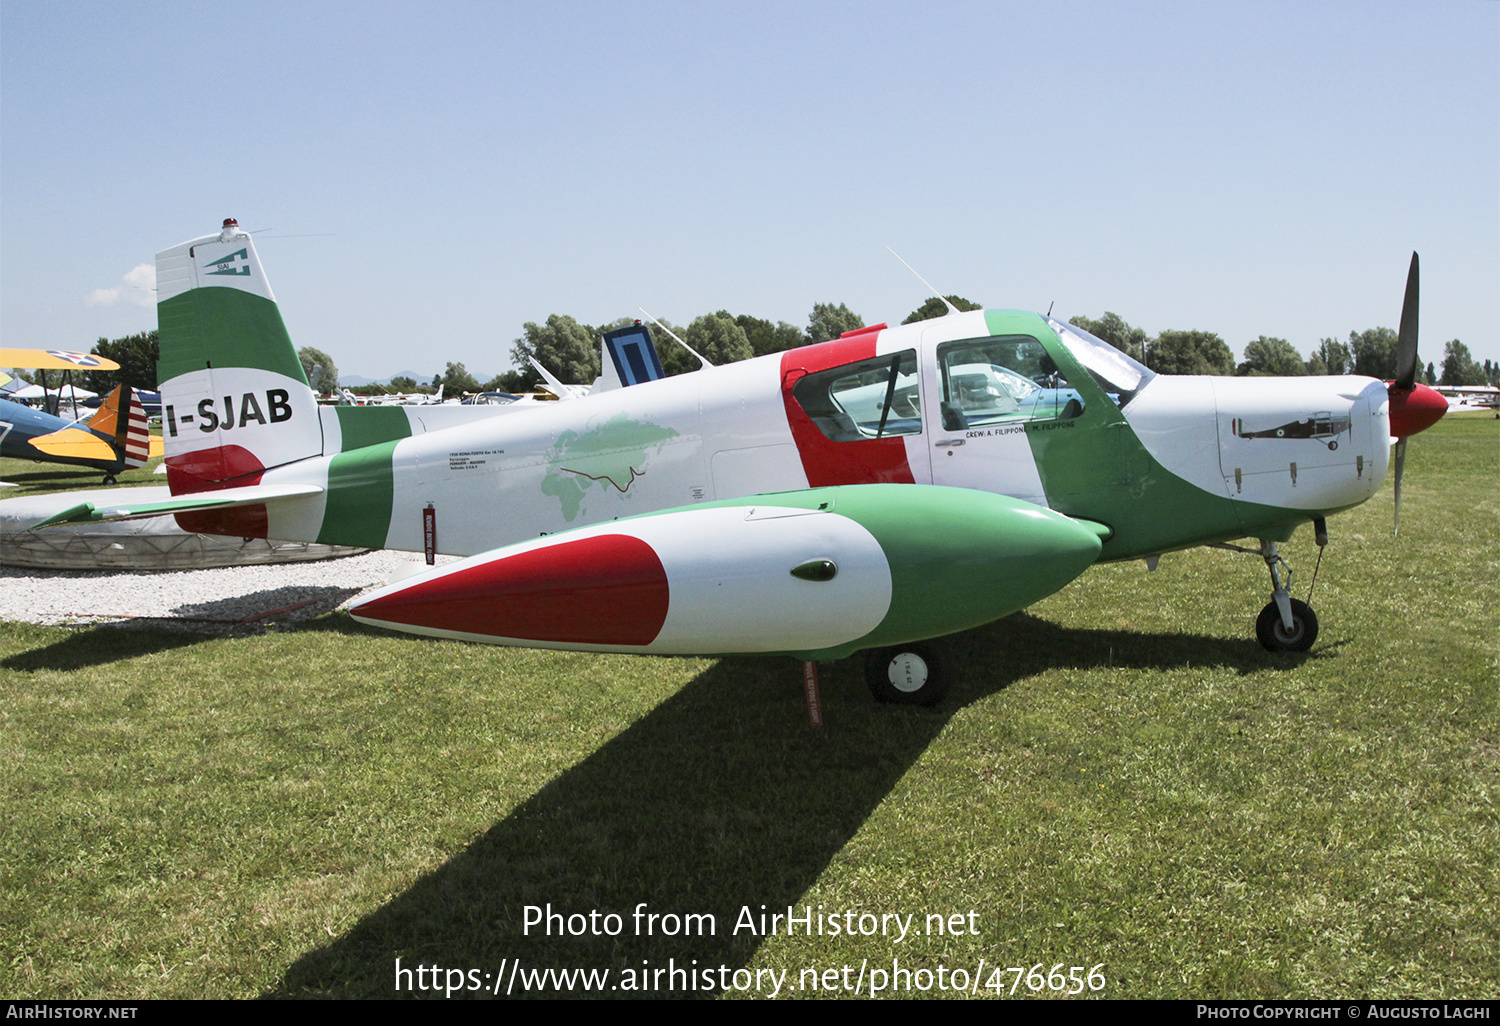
792, 350, 922, 441
937, 336, 1085, 431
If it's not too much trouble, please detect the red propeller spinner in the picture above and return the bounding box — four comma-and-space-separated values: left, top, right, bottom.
1387, 379, 1447, 439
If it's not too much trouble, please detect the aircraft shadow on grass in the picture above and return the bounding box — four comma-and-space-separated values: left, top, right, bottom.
0, 621, 204, 671
171, 585, 367, 623
267, 614, 1295, 998
0, 586, 367, 671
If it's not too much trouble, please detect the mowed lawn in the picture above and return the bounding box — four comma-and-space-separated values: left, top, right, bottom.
2, 414, 1495, 999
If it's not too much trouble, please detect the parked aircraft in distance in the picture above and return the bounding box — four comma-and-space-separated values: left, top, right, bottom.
1, 384, 161, 483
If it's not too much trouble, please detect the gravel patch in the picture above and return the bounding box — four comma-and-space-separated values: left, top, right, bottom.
0, 549, 456, 635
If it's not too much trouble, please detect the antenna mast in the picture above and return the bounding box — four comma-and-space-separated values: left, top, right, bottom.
886, 246, 960, 316
639, 308, 714, 369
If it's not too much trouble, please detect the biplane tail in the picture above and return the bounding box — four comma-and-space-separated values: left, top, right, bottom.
84, 385, 159, 468
26, 384, 163, 476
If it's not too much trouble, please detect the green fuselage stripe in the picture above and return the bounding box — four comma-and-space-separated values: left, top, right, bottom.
318, 441, 398, 548
334, 405, 413, 451
982, 311, 1323, 556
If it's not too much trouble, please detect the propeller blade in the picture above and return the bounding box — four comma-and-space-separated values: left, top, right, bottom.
1393, 252, 1420, 391
1391, 436, 1408, 537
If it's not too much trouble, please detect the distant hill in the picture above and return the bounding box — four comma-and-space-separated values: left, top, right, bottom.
338, 369, 433, 388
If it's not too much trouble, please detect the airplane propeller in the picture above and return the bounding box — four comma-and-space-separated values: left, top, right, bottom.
1383, 252, 1448, 536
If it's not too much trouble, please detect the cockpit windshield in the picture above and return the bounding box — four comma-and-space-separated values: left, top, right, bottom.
1046, 317, 1155, 407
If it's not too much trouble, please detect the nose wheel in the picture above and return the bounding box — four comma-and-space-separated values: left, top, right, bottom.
1256, 596, 1318, 651
1253, 529, 1323, 652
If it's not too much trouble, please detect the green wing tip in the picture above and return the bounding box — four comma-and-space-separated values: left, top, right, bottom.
30, 502, 99, 530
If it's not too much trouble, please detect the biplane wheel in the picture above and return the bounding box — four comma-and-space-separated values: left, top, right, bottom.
1255, 599, 1318, 652
101, 474, 117, 485
866, 642, 950, 706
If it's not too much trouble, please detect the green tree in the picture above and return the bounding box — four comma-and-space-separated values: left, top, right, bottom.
434, 362, 480, 395
1306, 337, 1351, 376
734, 314, 806, 357
82, 330, 159, 393
510, 314, 600, 384
1149, 330, 1234, 375
388, 375, 419, 392
1425, 362, 1437, 385
1439, 339, 1485, 386
901, 295, 982, 325
683, 311, 753, 365
1069, 312, 1148, 363
298, 346, 339, 393
807, 302, 863, 343
482, 369, 534, 394
1349, 327, 1397, 379
1237, 336, 1307, 376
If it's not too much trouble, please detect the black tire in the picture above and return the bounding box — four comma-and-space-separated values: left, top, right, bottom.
1256, 598, 1319, 652
866, 643, 950, 706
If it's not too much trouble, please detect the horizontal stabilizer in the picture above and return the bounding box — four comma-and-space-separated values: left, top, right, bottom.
28, 427, 118, 462
31, 482, 323, 529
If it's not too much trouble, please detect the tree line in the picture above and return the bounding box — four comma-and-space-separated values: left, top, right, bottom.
41, 306, 1499, 397
1068, 312, 1495, 387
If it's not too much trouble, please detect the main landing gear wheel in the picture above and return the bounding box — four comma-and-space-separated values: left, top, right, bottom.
866, 642, 950, 706
1256, 598, 1318, 652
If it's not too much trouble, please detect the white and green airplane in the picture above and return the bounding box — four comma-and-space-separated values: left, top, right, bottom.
41, 220, 1448, 705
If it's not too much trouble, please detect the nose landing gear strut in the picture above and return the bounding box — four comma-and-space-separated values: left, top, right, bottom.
1213, 517, 1326, 652
1255, 539, 1318, 651
1254, 516, 1328, 652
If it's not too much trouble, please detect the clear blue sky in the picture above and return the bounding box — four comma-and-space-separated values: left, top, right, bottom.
3, 0, 1496, 381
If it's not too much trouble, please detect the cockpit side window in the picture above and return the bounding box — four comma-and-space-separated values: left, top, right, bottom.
937, 336, 1086, 431
791, 350, 922, 441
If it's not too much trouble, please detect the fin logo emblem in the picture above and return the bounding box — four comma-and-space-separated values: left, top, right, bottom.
204, 249, 252, 277
164, 389, 293, 436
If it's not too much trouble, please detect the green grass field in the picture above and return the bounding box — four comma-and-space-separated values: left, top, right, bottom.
2, 414, 1495, 999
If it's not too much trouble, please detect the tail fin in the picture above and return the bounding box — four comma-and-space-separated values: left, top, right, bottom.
82, 385, 157, 467
84, 385, 125, 438
156, 219, 322, 493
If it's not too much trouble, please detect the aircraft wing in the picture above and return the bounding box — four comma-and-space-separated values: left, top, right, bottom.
31, 482, 324, 529
0, 348, 121, 372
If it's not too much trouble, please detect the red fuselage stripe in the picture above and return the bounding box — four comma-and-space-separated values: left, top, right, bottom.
779, 335, 916, 487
